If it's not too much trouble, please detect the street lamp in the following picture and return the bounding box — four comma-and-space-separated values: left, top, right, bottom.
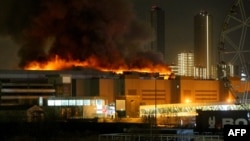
154, 77, 157, 127
150, 75, 158, 141
154, 74, 161, 127
150, 74, 162, 140
153, 74, 166, 127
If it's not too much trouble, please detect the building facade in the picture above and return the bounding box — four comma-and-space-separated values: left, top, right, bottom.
177, 52, 194, 76
1, 70, 246, 121
194, 10, 213, 79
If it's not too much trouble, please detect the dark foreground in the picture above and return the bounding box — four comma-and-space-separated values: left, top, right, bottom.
0, 121, 150, 141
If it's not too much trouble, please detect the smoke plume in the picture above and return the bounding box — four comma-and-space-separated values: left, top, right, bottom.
1, 0, 168, 71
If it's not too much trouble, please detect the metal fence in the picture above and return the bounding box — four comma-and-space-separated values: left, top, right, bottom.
98, 133, 223, 141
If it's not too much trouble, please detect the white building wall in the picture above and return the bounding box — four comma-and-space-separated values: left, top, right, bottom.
177, 52, 194, 76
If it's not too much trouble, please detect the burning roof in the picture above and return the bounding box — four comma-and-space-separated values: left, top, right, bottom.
1, 0, 171, 76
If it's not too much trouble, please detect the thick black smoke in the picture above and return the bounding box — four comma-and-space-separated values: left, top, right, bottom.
1, 0, 166, 70
0, 0, 41, 39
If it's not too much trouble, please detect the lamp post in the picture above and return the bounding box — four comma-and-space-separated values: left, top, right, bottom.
154, 74, 164, 127
154, 77, 157, 127
150, 76, 157, 141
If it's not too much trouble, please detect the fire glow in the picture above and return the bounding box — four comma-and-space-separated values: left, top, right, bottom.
24, 55, 172, 78
17, 0, 172, 79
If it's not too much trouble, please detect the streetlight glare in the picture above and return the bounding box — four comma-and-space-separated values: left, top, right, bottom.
185, 99, 191, 103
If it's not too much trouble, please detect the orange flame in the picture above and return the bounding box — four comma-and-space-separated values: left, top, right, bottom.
24, 55, 172, 78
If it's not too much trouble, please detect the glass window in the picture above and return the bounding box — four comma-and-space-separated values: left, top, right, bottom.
91, 100, 96, 105
55, 100, 62, 106
48, 100, 54, 106
68, 100, 76, 106
76, 100, 83, 106
96, 99, 103, 105
61, 100, 69, 106
83, 100, 90, 105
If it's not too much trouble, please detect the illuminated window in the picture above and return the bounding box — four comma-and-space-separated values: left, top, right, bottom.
55, 100, 61, 106
48, 100, 54, 106
76, 100, 83, 106
61, 100, 68, 106
96, 99, 103, 112
68, 100, 76, 106
83, 100, 90, 105
96, 99, 103, 105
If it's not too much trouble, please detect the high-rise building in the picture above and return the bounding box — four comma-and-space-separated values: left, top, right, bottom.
147, 5, 166, 62
194, 10, 213, 79
169, 63, 178, 75
177, 52, 194, 76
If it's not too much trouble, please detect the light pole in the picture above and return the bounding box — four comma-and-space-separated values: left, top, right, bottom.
150, 76, 157, 141
154, 77, 157, 127
154, 73, 161, 127
150, 75, 159, 140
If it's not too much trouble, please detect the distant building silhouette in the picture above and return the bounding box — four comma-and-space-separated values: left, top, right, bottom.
194, 10, 214, 79
147, 5, 166, 62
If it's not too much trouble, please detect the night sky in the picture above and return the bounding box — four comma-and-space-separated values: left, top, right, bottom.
0, 0, 234, 70
130, 0, 234, 64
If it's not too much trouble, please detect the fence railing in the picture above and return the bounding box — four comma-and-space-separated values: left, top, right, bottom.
98, 133, 223, 141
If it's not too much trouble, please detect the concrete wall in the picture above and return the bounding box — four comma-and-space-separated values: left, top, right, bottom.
72, 78, 99, 96
179, 77, 228, 103
99, 79, 115, 104
60, 75, 232, 106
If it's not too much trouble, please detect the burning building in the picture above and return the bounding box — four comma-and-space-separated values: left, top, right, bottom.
0, 69, 232, 122
0, 0, 243, 124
